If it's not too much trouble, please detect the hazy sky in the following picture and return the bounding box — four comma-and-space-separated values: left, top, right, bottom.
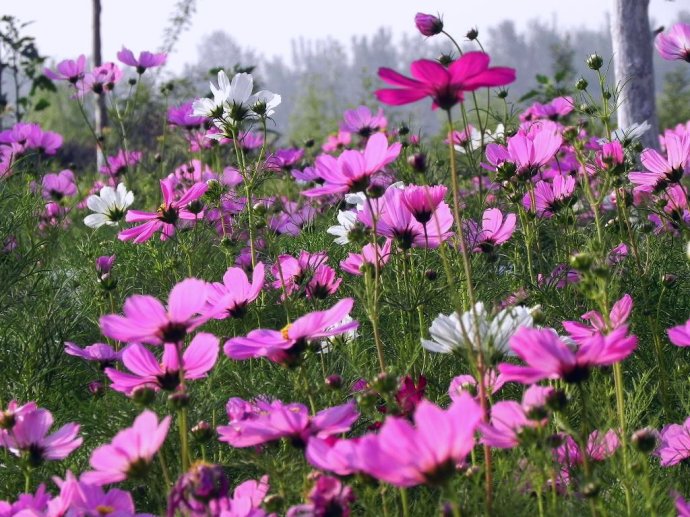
5, 0, 687, 73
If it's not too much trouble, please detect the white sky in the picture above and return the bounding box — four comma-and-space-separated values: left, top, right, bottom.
4, 0, 688, 73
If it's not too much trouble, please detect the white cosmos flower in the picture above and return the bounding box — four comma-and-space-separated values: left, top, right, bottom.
607, 121, 651, 145
421, 302, 538, 357
192, 70, 232, 118
84, 183, 134, 228
454, 124, 505, 154
318, 316, 358, 353
327, 210, 358, 245
248, 90, 281, 119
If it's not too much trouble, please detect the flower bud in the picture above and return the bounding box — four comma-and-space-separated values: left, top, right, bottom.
132, 386, 156, 406
88, 381, 105, 397
586, 54, 603, 71
575, 78, 588, 90
304, 138, 315, 148
582, 481, 600, 498
366, 183, 386, 199
631, 427, 659, 453
466, 27, 479, 41
373, 372, 398, 394
662, 273, 678, 288
191, 421, 214, 442
545, 389, 568, 412
168, 390, 190, 409
414, 13, 444, 37
425, 269, 438, 281
497, 90, 508, 99
569, 252, 593, 271
325, 374, 343, 390
438, 53, 454, 67
407, 152, 427, 173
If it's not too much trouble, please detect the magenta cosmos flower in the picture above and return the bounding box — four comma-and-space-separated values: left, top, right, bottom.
629, 133, 690, 193
361, 186, 453, 249
206, 263, 265, 319
224, 298, 358, 365
77, 62, 122, 96
168, 101, 207, 130
465, 207, 516, 253
53, 472, 141, 517
3, 408, 82, 466
99, 149, 143, 178
341, 239, 392, 276
656, 23, 690, 61
271, 251, 341, 300
562, 294, 633, 344
357, 392, 482, 487
498, 326, 637, 384
64, 341, 121, 368
44, 55, 87, 84
656, 417, 690, 466
486, 121, 562, 177
306, 436, 364, 476
668, 316, 690, 347
414, 12, 444, 37
522, 175, 577, 218
118, 179, 207, 243
100, 278, 211, 345
302, 133, 401, 197
105, 333, 219, 395
554, 430, 620, 468
341, 105, 387, 138
117, 46, 167, 74
218, 399, 358, 448
41, 170, 77, 201
376, 52, 515, 110
82, 410, 170, 485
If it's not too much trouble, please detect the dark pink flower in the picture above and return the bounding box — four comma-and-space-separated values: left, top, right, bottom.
64, 341, 121, 368
341, 106, 387, 138
100, 277, 211, 345
117, 46, 167, 73
465, 207, 516, 253
414, 12, 444, 37
322, 131, 352, 153
520, 96, 573, 122
223, 298, 358, 365
77, 62, 122, 96
668, 316, 690, 347
486, 121, 562, 177
118, 179, 207, 243
656, 23, 690, 61
562, 294, 633, 344
341, 239, 392, 276
554, 430, 620, 468
168, 101, 208, 130
271, 251, 340, 299
206, 263, 265, 319
286, 475, 355, 517
498, 326, 637, 384
629, 134, 690, 193
523, 175, 577, 217
105, 333, 219, 395
41, 170, 77, 201
376, 52, 515, 110
82, 410, 171, 485
306, 436, 363, 476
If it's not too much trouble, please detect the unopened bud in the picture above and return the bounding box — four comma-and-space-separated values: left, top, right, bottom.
631, 427, 659, 453
325, 374, 343, 390
575, 78, 588, 91
586, 54, 603, 71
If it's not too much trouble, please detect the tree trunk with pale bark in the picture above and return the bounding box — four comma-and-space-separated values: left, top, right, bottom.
93, 0, 107, 167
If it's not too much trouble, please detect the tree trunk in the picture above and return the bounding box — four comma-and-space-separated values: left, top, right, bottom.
92, 0, 107, 168
610, 0, 659, 149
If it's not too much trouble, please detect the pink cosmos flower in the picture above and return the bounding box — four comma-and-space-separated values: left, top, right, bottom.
52, 472, 140, 516
206, 263, 265, 319
414, 12, 444, 37
520, 96, 573, 122
361, 186, 453, 249
554, 430, 620, 468
341, 106, 387, 138
117, 46, 167, 73
668, 316, 690, 347
82, 410, 171, 485
3, 408, 82, 466
465, 207, 516, 253
44, 55, 87, 83
485, 121, 562, 177
0, 401, 37, 435
224, 298, 358, 365
448, 369, 505, 401
656, 23, 690, 61
64, 341, 121, 368
41, 170, 77, 200
498, 326, 637, 384
77, 62, 122, 96
0, 485, 51, 516
676, 493, 690, 517
270, 251, 341, 300
105, 333, 219, 395
657, 417, 690, 467
306, 436, 363, 476
341, 239, 392, 276
100, 277, 210, 345
562, 294, 633, 344
376, 52, 516, 110
286, 475, 355, 517
218, 399, 358, 448
357, 392, 482, 487
629, 134, 690, 193
168, 101, 208, 130
523, 175, 577, 217
118, 179, 207, 243
401, 184, 447, 225
322, 130, 352, 153
99, 149, 143, 178
302, 133, 401, 197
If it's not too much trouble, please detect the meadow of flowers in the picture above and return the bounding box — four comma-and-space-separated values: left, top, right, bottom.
4, 9, 690, 517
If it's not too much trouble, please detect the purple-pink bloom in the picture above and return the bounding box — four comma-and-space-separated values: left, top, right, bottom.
357, 393, 482, 487
3, 408, 82, 466
657, 417, 690, 466
117, 46, 167, 73
498, 326, 637, 384
118, 179, 207, 243
100, 277, 210, 345
376, 52, 516, 110
341, 239, 392, 276
302, 133, 401, 197
554, 430, 620, 468
656, 23, 690, 61
414, 12, 444, 37
99, 149, 143, 178
168, 101, 208, 130
82, 410, 171, 485
44, 55, 87, 84
306, 436, 363, 476
286, 475, 355, 517
465, 207, 516, 253
224, 298, 358, 365
206, 263, 265, 319
341, 106, 387, 138
523, 175, 577, 217
629, 133, 690, 193
486, 121, 562, 177
563, 294, 633, 344
41, 170, 77, 201
77, 62, 122, 96
270, 251, 341, 300
105, 333, 219, 395
218, 399, 358, 448
64, 341, 121, 368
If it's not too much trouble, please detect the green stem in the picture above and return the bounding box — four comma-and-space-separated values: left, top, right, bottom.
399, 487, 410, 517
